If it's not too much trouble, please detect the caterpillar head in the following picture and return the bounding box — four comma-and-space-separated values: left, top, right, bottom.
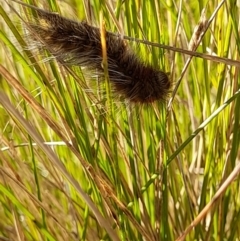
112, 65, 171, 103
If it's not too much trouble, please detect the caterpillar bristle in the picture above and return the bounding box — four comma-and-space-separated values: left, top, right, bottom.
13, 0, 171, 103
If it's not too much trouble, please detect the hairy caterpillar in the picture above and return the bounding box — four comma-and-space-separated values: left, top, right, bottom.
12, 1, 171, 103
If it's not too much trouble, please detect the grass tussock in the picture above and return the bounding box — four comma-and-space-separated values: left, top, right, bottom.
0, 0, 240, 241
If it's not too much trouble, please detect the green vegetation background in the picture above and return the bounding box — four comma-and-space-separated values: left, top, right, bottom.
0, 0, 239, 240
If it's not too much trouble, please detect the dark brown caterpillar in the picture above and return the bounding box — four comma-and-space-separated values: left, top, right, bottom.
15, 1, 171, 103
